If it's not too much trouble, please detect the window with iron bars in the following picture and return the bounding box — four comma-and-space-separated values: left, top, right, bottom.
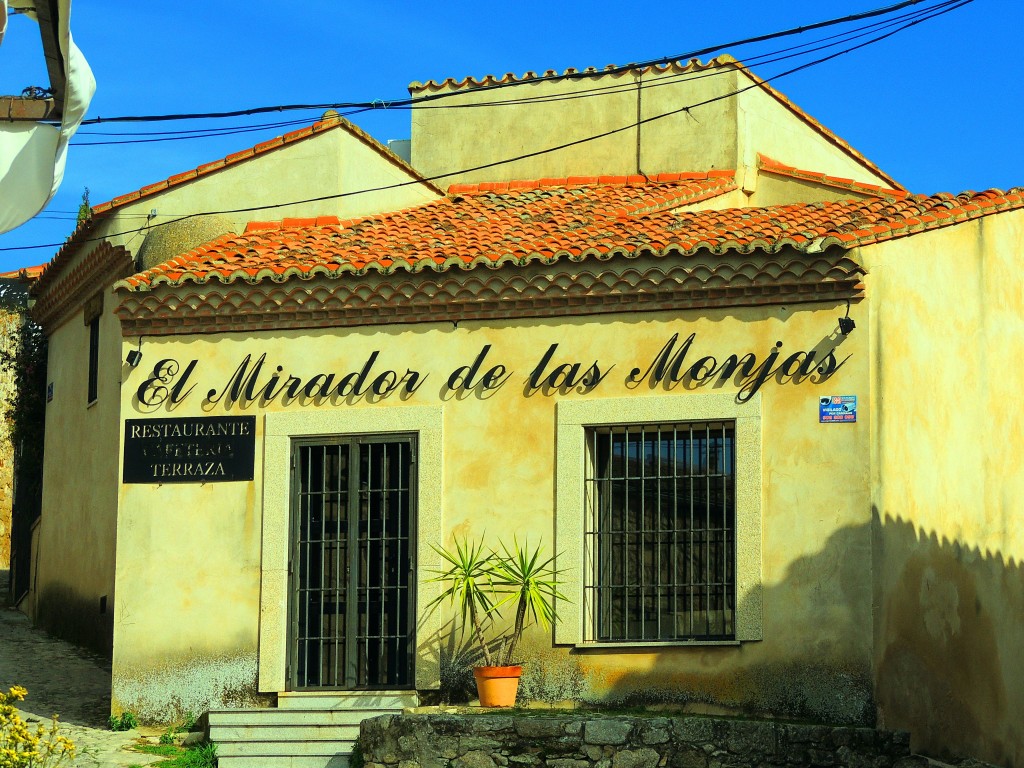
584, 421, 736, 642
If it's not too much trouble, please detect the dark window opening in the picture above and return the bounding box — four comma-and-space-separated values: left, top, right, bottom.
584, 421, 736, 642
84, 291, 102, 405
87, 315, 99, 403
290, 435, 417, 690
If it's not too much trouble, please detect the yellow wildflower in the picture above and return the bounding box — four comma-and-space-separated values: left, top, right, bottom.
0, 687, 75, 768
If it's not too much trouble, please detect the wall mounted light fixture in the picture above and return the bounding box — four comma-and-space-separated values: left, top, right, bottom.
838, 301, 856, 335
126, 349, 142, 367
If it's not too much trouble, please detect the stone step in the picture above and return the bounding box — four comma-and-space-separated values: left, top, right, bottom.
216, 739, 357, 758
209, 708, 372, 728
277, 691, 418, 710
211, 722, 361, 743
218, 755, 349, 768
208, 696, 411, 768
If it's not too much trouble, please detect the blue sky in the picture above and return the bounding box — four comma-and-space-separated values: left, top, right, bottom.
0, 0, 1019, 271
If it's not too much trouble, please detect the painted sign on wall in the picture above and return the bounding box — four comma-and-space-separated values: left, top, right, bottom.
819, 395, 857, 423
122, 416, 256, 483
133, 332, 849, 412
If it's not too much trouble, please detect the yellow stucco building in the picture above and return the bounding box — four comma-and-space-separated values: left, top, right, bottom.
24, 57, 1024, 768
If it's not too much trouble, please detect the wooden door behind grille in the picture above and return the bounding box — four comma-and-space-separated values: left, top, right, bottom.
289, 436, 416, 689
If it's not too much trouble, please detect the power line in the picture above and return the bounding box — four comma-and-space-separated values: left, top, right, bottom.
66, 0, 961, 149
72, 116, 354, 147
0, 0, 974, 254
75, 0, 946, 127
77, 116, 318, 138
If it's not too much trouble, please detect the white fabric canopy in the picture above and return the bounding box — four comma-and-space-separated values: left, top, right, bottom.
0, 0, 95, 234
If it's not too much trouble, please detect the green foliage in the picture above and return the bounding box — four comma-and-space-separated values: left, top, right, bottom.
157, 714, 197, 745
490, 539, 565, 665
428, 538, 499, 666
429, 537, 565, 666
76, 188, 91, 226
437, 641, 480, 704
177, 743, 217, 768
0, 318, 47, 525
133, 742, 216, 768
108, 712, 139, 732
349, 742, 364, 768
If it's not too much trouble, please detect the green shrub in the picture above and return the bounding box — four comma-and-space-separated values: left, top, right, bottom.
108, 712, 139, 732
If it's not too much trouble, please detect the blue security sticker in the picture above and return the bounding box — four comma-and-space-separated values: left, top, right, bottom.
819, 395, 857, 423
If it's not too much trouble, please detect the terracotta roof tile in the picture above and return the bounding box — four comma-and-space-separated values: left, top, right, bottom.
34, 114, 445, 299
0, 264, 45, 280
408, 59, 717, 92
114, 175, 1024, 293
758, 154, 908, 199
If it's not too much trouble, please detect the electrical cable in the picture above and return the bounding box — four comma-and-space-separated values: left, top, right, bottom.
0, 0, 974, 253
72, 115, 366, 147
78, 116, 320, 138
73, 0, 948, 126
67, 0, 962, 148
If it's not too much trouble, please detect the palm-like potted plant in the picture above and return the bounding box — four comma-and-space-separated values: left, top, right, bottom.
428, 536, 564, 707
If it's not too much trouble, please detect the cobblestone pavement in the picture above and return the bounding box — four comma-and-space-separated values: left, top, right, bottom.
1, 572, 164, 768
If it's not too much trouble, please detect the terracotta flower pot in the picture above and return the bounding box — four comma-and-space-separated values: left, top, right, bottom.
473, 665, 523, 707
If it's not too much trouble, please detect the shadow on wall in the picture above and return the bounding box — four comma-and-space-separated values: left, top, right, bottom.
426, 521, 880, 722
590, 519, 878, 727
424, 620, 586, 707
35, 582, 114, 659
873, 509, 1023, 768
575, 512, 1022, 768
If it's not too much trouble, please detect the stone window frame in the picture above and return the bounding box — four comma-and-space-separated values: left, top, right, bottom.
554, 392, 763, 647
258, 406, 445, 692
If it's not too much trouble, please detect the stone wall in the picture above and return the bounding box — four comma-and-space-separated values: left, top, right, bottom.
359, 712, 928, 768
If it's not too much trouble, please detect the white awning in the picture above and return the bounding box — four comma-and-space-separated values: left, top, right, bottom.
0, 0, 95, 234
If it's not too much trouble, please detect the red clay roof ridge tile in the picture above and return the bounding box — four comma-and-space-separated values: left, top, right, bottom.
335, 116, 445, 195
410, 55, 738, 92
734, 65, 904, 192
245, 216, 342, 232
757, 154, 908, 199
0, 264, 45, 280
447, 170, 736, 195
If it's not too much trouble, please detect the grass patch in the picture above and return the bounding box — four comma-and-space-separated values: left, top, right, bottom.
132, 742, 217, 768
133, 744, 185, 758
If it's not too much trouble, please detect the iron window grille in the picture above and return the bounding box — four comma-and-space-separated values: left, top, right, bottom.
289, 435, 416, 690
583, 421, 736, 642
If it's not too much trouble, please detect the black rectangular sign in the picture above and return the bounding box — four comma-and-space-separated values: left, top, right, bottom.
123, 416, 256, 484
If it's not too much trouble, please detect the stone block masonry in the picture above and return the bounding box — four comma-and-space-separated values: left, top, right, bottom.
359, 712, 929, 768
